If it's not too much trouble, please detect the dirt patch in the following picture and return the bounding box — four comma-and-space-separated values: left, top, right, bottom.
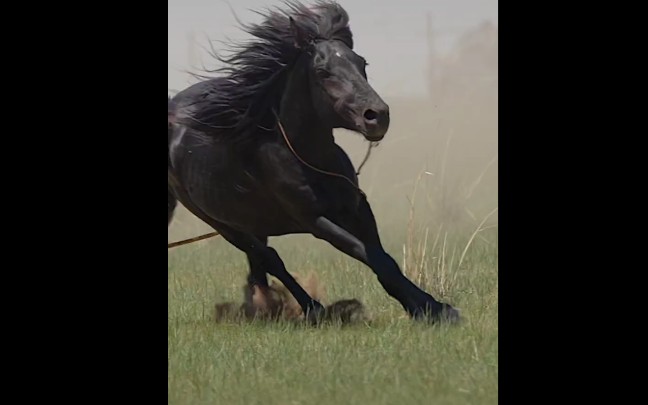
214, 272, 370, 325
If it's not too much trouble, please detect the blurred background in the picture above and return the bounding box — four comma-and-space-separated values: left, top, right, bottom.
168, 0, 498, 245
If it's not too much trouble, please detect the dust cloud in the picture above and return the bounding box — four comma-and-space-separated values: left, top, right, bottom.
168, 0, 498, 243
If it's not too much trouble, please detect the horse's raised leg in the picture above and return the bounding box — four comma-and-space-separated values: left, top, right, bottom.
214, 225, 325, 320
311, 197, 459, 322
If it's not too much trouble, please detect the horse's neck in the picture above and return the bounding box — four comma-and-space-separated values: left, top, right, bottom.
279, 87, 335, 167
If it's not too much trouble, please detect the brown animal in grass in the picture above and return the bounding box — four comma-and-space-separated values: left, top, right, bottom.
214, 272, 369, 323
269, 273, 327, 319
324, 299, 369, 323
214, 273, 327, 322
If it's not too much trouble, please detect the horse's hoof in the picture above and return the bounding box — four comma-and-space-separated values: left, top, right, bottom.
439, 304, 461, 323
304, 302, 326, 325
412, 303, 461, 324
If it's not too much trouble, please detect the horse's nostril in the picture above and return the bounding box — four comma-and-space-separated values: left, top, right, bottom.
364, 109, 378, 122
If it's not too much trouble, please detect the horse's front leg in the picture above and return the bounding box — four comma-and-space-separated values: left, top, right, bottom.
310, 197, 459, 322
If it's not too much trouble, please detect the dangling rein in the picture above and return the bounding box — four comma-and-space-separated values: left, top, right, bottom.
167, 117, 378, 249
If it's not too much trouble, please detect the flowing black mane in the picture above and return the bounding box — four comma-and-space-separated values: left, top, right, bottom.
180, 0, 353, 139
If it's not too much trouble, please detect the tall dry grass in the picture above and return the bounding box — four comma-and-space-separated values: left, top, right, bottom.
401, 150, 498, 302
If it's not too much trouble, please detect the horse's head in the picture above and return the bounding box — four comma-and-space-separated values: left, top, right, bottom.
288, 16, 390, 142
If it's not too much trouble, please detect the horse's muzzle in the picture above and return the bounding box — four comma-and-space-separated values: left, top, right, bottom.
362, 104, 390, 141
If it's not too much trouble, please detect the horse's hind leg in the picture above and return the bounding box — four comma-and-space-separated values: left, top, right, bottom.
246, 236, 270, 287
215, 225, 325, 320
168, 188, 177, 226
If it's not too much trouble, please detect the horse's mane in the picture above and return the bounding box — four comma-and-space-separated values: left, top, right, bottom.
180, 1, 353, 140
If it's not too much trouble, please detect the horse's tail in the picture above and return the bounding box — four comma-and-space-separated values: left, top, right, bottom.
168, 95, 178, 227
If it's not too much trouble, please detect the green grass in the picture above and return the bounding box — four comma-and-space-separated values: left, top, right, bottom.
168, 228, 498, 405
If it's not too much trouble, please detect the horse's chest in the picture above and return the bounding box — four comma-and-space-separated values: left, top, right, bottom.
308, 173, 361, 214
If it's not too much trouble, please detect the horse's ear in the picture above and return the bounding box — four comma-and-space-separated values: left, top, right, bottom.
289, 16, 311, 49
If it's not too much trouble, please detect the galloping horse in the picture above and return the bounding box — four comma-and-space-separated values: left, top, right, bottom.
168, 1, 459, 323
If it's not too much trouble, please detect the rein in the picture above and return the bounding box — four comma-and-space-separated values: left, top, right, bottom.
167, 117, 377, 249
273, 111, 377, 199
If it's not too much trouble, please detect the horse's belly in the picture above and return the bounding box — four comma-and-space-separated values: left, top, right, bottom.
185, 177, 302, 235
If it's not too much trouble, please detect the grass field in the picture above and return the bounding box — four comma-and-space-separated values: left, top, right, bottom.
168, 219, 498, 404
168, 80, 498, 403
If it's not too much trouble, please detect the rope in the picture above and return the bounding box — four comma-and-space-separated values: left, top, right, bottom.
167, 231, 220, 249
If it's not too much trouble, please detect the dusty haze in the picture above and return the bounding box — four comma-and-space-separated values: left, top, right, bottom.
168, 0, 498, 245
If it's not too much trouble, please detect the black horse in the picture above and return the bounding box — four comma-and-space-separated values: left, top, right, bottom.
168, 1, 459, 323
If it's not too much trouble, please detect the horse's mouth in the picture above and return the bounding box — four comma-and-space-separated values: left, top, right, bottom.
352, 117, 387, 142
